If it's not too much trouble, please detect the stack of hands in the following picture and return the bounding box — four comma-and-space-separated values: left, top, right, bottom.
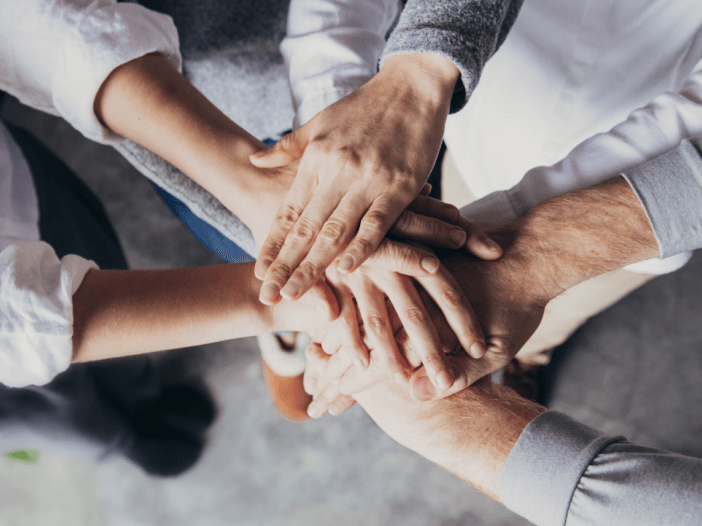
249, 154, 554, 421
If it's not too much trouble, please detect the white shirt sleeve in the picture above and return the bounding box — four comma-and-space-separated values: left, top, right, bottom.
0, 0, 182, 144
281, 0, 401, 129
507, 59, 702, 219
0, 242, 97, 388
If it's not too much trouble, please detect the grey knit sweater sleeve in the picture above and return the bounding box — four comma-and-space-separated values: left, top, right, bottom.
380, 0, 523, 113
499, 411, 702, 526
624, 138, 702, 258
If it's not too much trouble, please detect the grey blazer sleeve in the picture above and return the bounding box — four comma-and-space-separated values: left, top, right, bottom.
380, 0, 523, 113
499, 411, 702, 526
624, 138, 702, 258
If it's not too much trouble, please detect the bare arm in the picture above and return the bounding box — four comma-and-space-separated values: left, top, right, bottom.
71, 262, 336, 363
93, 52, 286, 245
306, 175, 661, 405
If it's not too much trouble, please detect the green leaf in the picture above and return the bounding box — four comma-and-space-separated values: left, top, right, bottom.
5, 450, 38, 463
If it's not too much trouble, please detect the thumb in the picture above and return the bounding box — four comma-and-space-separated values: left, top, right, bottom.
249, 120, 313, 168
298, 279, 340, 322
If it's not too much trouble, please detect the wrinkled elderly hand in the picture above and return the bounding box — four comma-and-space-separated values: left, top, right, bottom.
250, 54, 461, 305
304, 220, 552, 417
315, 199, 502, 394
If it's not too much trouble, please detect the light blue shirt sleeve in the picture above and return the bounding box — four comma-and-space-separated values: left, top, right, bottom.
499, 411, 702, 526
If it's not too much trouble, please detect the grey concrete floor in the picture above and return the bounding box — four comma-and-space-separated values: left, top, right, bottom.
2, 96, 701, 526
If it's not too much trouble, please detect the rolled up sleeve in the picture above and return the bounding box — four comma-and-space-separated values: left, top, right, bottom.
0, 242, 97, 387
0, 0, 182, 144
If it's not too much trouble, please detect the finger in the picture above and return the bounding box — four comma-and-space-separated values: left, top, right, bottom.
381, 273, 452, 393
456, 216, 503, 260
406, 195, 460, 224
410, 346, 501, 401
389, 209, 468, 249
296, 279, 340, 321
337, 193, 411, 274
260, 177, 345, 303
350, 274, 410, 382
328, 395, 356, 416
255, 172, 317, 290
279, 189, 370, 301
415, 266, 486, 359
364, 239, 441, 276
304, 343, 334, 396
326, 275, 369, 368
307, 383, 343, 418
249, 122, 312, 168
337, 361, 387, 395
419, 183, 432, 196
414, 287, 460, 355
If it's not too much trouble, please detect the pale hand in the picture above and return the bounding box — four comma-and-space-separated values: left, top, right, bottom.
250, 54, 461, 305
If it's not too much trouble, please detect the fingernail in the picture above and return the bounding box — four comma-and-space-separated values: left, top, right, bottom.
394, 371, 409, 384
250, 150, 264, 158
436, 370, 453, 390
307, 403, 323, 419
338, 255, 355, 273
413, 376, 436, 400
487, 239, 501, 252
259, 282, 280, 305
316, 303, 328, 314
470, 341, 486, 358
421, 256, 440, 274
280, 280, 301, 300
450, 228, 467, 246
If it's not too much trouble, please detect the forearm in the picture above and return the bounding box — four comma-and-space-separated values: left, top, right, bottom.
505, 176, 660, 299
354, 378, 545, 500
72, 263, 270, 362
94, 53, 289, 245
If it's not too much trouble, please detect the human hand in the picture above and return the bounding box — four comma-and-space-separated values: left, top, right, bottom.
304, 220, 552, 415
250, 54, 460, 304
321, 238, 489, 390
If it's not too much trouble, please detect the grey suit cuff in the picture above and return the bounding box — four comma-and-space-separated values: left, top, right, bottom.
623, 139, 702, 259
499, 411, 622, 526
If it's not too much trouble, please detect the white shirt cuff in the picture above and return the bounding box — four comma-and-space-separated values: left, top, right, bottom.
52, 2, 182, 144
0, 242, 98, 387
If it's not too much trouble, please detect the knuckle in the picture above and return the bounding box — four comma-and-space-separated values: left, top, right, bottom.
319, 219, 347, 247
295, 260, 321, 283
268, 261, 294, 282
365, 314, 389, 336
399, 246, 422, 271
351, 236, 375, 259
436, 284, 464, 309
289, 218, 318, 245
275, 204, 302, 230
402, 307, 430, 330
422, 353, 444, 369
394, 210, 420, 234
362, 210, 389, 231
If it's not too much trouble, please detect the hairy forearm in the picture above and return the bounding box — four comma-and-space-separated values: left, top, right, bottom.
500, 176, 660, 302
93, 53, 290, 244
355, 379, 545, 501
71, 263, 270, 362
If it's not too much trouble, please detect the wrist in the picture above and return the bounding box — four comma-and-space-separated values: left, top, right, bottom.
380, 53, 459, 112
436, 380, 546, 500
509, 177, 659, 297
